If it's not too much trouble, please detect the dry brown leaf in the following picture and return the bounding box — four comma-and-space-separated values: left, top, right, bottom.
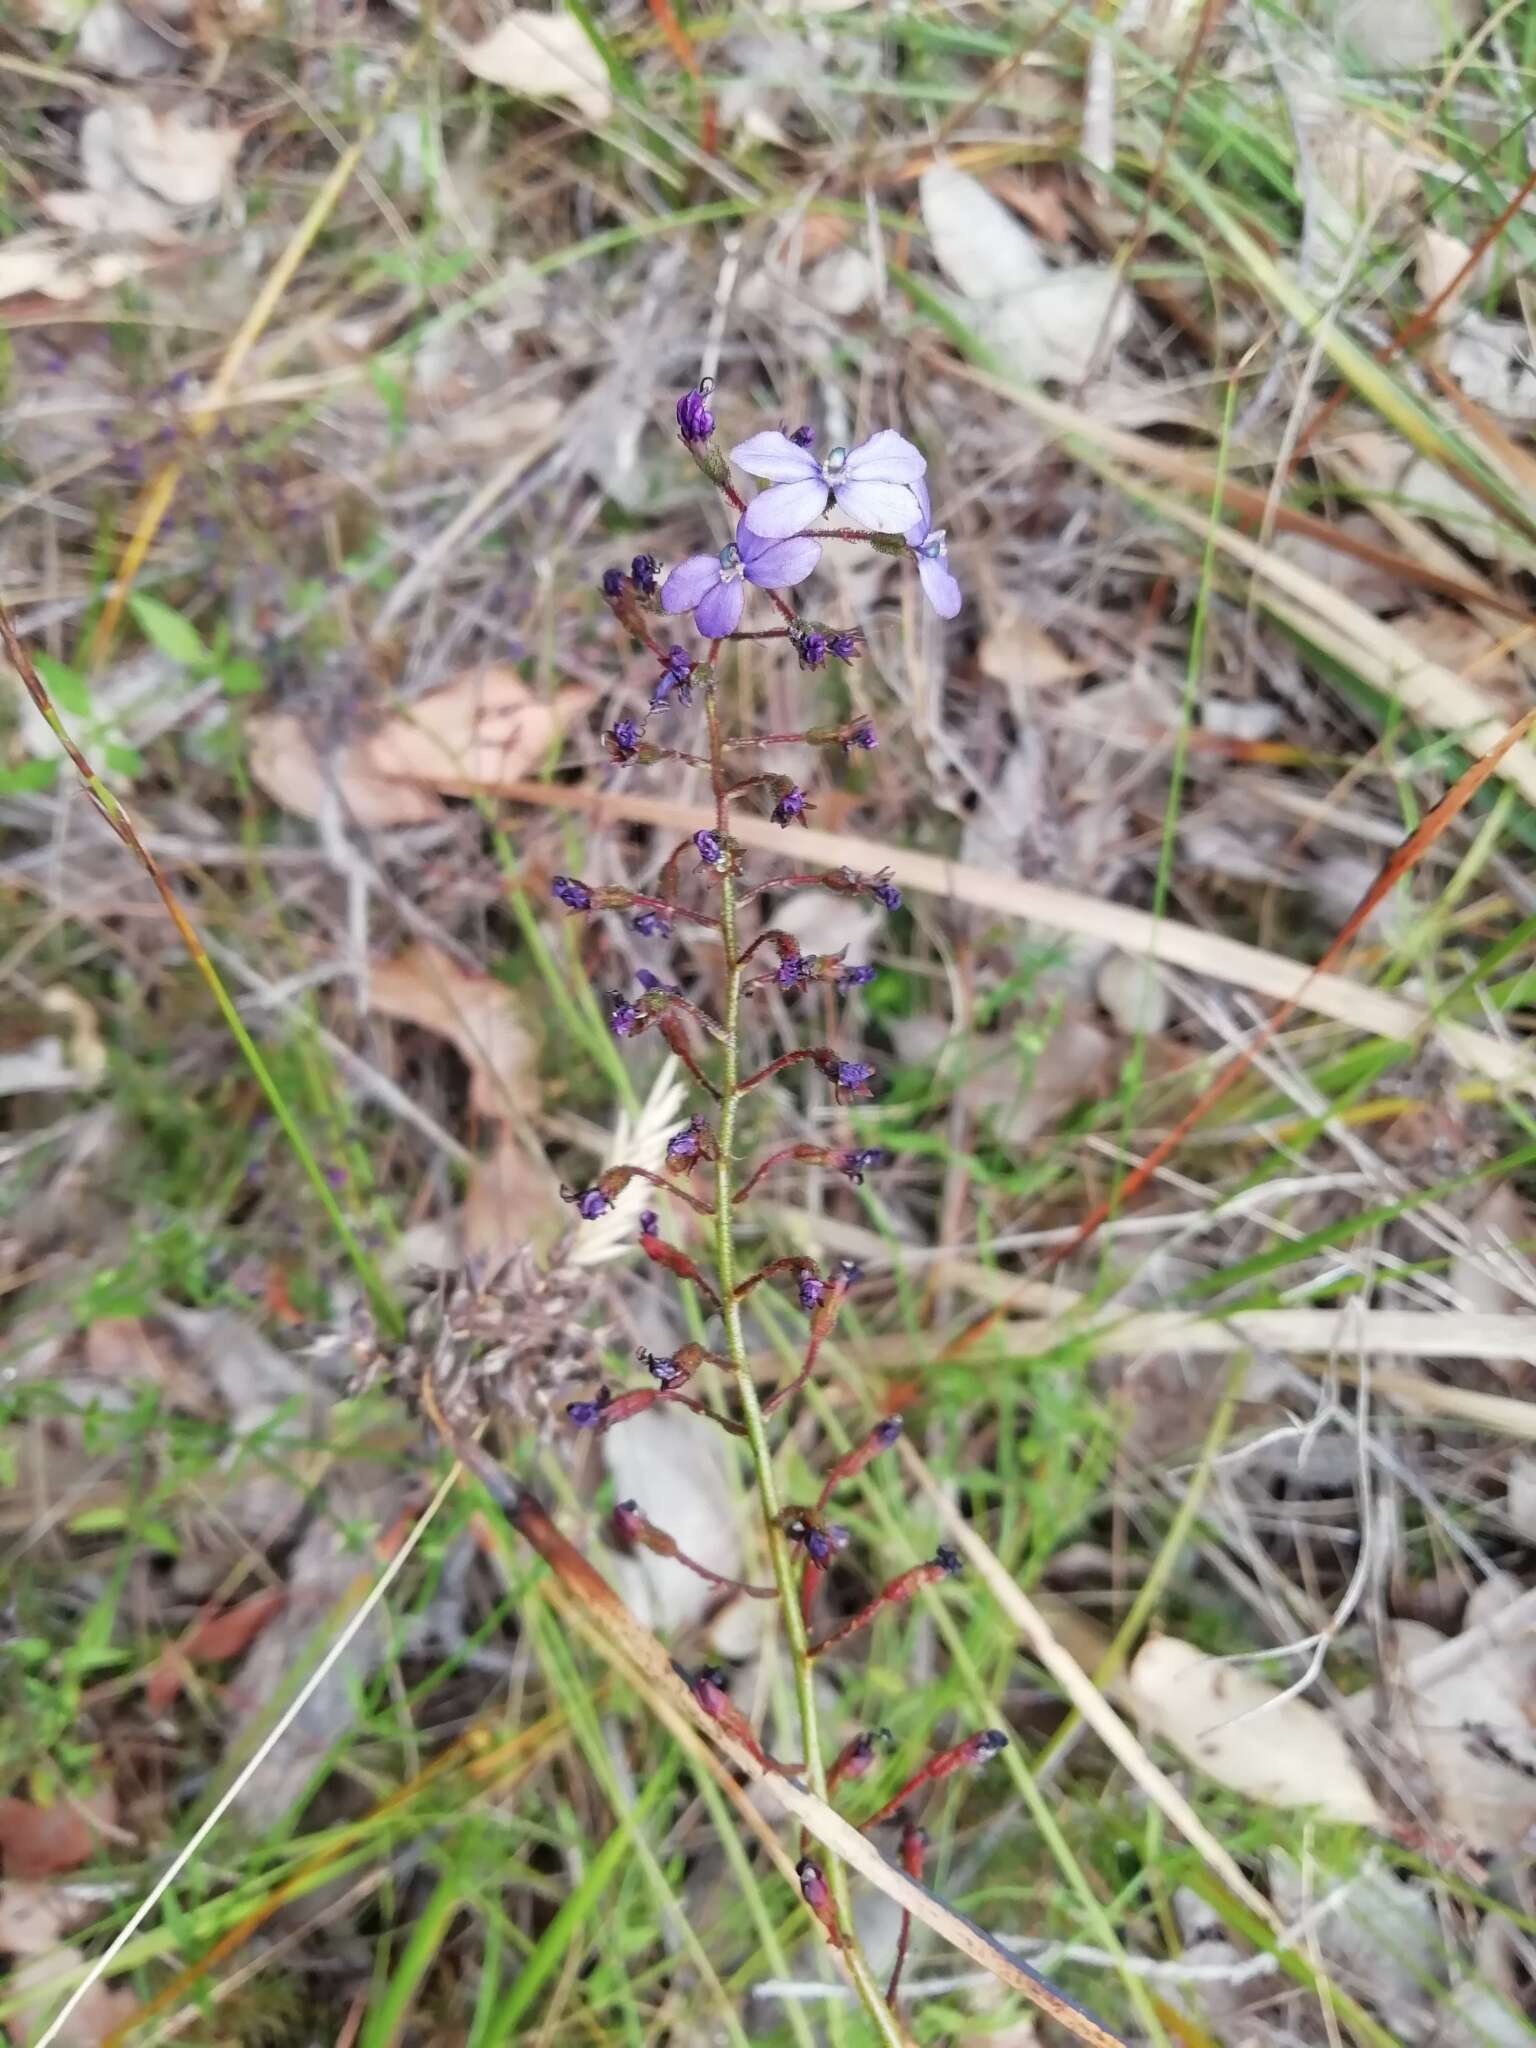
369, 944, 538, 1123
83, 101, 241, 209
145, 1589, 288, 1712
460, 11, 612, 124
0, 235, 150, 305
246, 710, 442, 828
0, 1790, 114, 1881
1126, 1634, 1387, 1827
462, 1127, 565, 1263
356, 666, 591, 791
4, 1948, 135, 2048
977, 609, 1084, 704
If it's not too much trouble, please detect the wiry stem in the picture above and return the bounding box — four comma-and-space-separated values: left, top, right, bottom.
704, 684, 901, 2045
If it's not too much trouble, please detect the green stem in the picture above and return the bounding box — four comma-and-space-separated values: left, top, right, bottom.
704, 689, 901, 2048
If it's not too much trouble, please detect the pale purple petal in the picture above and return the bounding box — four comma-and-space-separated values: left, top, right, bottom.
904, 478, 932, 547
740, 477, 832, 540
739, 525, 822, 589
842, 429, 927, 484
833, 477, 924, 534
916, 552, 962, 619
660, 554, 722, 613
729, 430, 822, 483
694, 577, 746, 638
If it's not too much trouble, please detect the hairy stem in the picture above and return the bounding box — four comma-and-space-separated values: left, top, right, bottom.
705, 687, 900, 2044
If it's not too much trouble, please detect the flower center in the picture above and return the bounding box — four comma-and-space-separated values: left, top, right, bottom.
823, 445, 848, 477
718, 543, 743, 581
919, 529, 947, 561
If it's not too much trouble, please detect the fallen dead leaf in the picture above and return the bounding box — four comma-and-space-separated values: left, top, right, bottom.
920, 163, 1132, 382
368, 943, 538, 1123
1126, 1633, 1387, 1827
0, 1789, 114, 1881
250, 668, 590, 826
1444, 312, 1536, 422
462, 1126, 566, 1264
42, 100, 242, 238
0, 234, 151, 306
145, 1588, 288, 1711
1335, 0, 1475, 68
460, 11, 612, 125
4, 1943, 136, 2047
978, 608, 1084, 707
75, 0, 180, 78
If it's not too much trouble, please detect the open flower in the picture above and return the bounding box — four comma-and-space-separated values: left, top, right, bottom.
732, 428, 926, 540
905, 480, 961, 619
660, 516, 820, 638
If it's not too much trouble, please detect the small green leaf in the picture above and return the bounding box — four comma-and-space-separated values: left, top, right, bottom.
0, 758, 61, 795
128, 592, 212, 669
103, 741, 145, 778
219, 657, 263, 697
33, 650, 92, 717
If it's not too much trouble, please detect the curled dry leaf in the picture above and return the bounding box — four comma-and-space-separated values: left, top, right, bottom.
0, 1789, 115, 1880
460, 11, 612, 125
144, 1588, 288, 1712
920, 164, 1131, 383
1126, 1633, 1387, 1827
250, 668, 592, 826
0, 235, 151, 306
368, 943, 538, 1124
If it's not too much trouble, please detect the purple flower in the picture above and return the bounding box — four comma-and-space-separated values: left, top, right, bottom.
566, 1389, 612, 1428
639, 1208, 659, 1237
676, 384, 715, 443
905, 480, 961, 620
651, 645, 695, 711
640, 1347, 684, 1386
874, 1416, 904, 1447
934, 1545, 964, 1578
771, 785, 810, 828
694, 829, 725, 869
637, 968, 678, 997
789, 423, 816, 448
838, 962, 876, 990
805, 1522, 849, 1567
610, 994, 644, 1039
969, 1729, 1008, 1760
563, 1185, 613, 1221
837, 1259, 863, 1288
661, 516, 821, 639
836, 1147, 888, 1183
632, 907, 671, 939
551, 875, 592, 913
798, 632, 829, 671
601, 566, 626, 599
631, 553, 660, 598
732, 428, 926, 541
842, 719, 878, 751
829, 632, 862, 662
666, 1116, 706, 1168
606, 718, 643, 763
834, 1060, 876, 1100
871, 878, 902, 912
798, 1271, 826, 1312
776, 951, 811, 992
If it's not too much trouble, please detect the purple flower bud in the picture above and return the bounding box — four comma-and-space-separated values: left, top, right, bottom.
797, 1856, 831, 1910
829, 632, 862, 662
639, 1208, 659, 1237
601, 566, 627, 599
874, 1416, 904, 1447
871, 879, 902, 912
789, 424, 816, 448
934, 1545, 964, 1578
834, 1060, 876, 1097
566, 1388, 612, 1427
551, 875, 592, 913
771, 785, 810, 828
676, 383, 716, 443
562, 1184, 612, 1220
642, 1347, 685, 1387
610, 997, 643, 1039
797, 632, 829, 671
694, 829, 725, 869
798, 1272, 826, 1312
805, 1522, 850, 1567
969, 1728, 1008, 1760
776, 952, 810, 992
838, 963, 876, 990
632, 908, 672, 939
612, 1499, 644, 1546
836, 1147, 888, 1184
842, 719, 878, 751
606, 718, 643, 763
836, 1260, 863, 1288
651, 645, 695, 711
636, 968, 680, 997
666, 1116, 705, 1167
631, 553, 660, 597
